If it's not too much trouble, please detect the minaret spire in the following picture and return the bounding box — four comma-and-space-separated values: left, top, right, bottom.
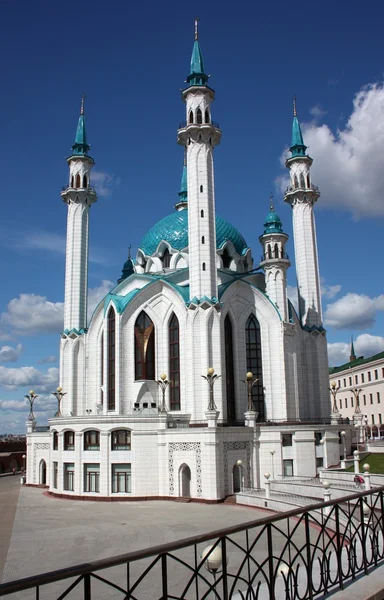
293, 94, 297, 117
194, 16, 199, 40
80, 93, 85, 115
350, 337, 356, 362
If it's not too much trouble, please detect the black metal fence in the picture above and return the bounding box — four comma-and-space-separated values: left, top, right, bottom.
1, 487, 384, 599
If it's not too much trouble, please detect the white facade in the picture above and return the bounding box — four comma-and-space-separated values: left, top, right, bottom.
26, 28, 344, 500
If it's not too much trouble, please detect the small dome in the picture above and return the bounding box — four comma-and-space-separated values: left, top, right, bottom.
263, 209, 284, 234
139, 209, 248, 256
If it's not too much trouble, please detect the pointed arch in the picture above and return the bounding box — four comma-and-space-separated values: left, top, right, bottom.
267, 244, 272, 259
100, 331, 104, 407
293, 175, 299, 189
75, 174, 81, 188
169, 313, 180, 410
224, 314, 236, 423
222, 248, 231, 269
196, 108, 202, 124
71, 175, 74, 188
107, 306, 116, 410
245, 314, 265, 420
300, 173, 306, 189
204, 109, 210, 123
82, 174, 87, 188
274, 243, 279, 258
189, 110, 194, 124
134, 311, 155, 380
162, 248, 171, 268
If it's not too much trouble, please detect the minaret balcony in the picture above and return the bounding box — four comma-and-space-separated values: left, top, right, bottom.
61, 185, 97, 204
285, 184, 319, 195
178, 120, 220, 130
260, 255, 291, 268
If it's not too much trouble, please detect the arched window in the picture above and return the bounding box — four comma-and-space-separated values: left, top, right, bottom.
75, 174, 81, 188
70, 175, 74, 188
307, 174, 311, 188
200, 185, 203, 193
225, 315, 236, 423
100, 332, 104, 406
84, 430, 100, 450
134, 311, 155, 380
197, 108, 202, 124
53, 431, 58, 451
300, 173, 306, 189
294, 176, 299, 189
201, 236, 205, 244
201, 210, 204, 217
64, 430, 75, 451
202, 262, 206, 271
222, 248, 231, 268
189, 110, 194, 124
205, 109, 210, 123
108, 307, 116, 411
162, 248, 171, 268
111, 429, 131, 450
267, 245, 272, 259
82, 174, 87, 188
274, 243, 279, 258
169, 313, 180, 410
245, 315, 265, 420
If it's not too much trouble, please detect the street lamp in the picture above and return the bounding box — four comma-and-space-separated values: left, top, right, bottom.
51, 387, 66, 417
156, 373, 171, 413
329, 381, 340, 414
241, 372, 258, 412
364, 415, 369, 448
202, 368, 221, 411
25, 390, 38, 420
341, 430, 347, 461
201, 544, 224, 594
270, 450, 275, 480
236, 459, 244, 491
22, 454, 26, 475
352, 387, 363, 414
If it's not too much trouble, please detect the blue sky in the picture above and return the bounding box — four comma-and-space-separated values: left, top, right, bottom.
1, 0, 384, 432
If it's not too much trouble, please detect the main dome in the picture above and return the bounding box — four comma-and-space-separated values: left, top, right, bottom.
138, 209, 248, 256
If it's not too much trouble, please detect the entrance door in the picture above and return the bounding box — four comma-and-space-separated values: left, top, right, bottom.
39, 459, 47, 485
180, 464, 191, 497
233, 464, 242, 493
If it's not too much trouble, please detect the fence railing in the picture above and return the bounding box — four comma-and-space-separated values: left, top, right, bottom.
1, 487, 384, 599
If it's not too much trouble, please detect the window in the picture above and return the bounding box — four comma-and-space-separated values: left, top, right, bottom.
363, 395, 366, 405
372, 415, 375, 424
196, 108, 202, 124
316, 457, 323, 469
84, 430, 100, 451
189, 110, 193, 124
351, 397, 354, 407
201, 210, 204, 217
283, 459, 294, 477
282, 434, 293, 447
274, 243, 279, 258
267, 244, 272, 259
53, 431, 58, 451
224, 315, 236, 424
378, 392, 381, 404
222, 248, 231, 268
111, 430, 131, 450
370, 394, 373, 405
343, 378, 346, 387
375, 369, 378, 380
75, 174, 81, 188
339, 399, 342, 409
245, 315, 265, 420
345, 398, 348, 408
201, 236, 205, 244
204, 109, 210, 123
82, 174, 87, 188
200, 185, 203, 193
355, 375, 358, 384
169, 313, 180, 410
134, 311, 155, 380
84, 463, 100, 493
368, 372, 372, 382
361, 373, 365, 383
162, 248, 171, 268
112, 464, 131, 493
380, 414, 382, 424
107, 307, 116, 410
202, 263, 206, 271
53, 462, 58, 489
63, 463, 74, 491
349, 377, 352, 386
300, 173, 305, 188
315, 432, 322, 446
64, 431, 75, 451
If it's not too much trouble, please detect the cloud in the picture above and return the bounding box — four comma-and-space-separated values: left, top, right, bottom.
324, 293, 384, 329
287, 285, 299, 313
0, 366, 59, 392
0, 280, 113, 336
328, 333, 384, 367
37, 355, 57, 364
0, 344, 22, 362
277, 83, 384, 218
321, 281, 341, 299
309, 105, 327, 120
92, 171, 120, 198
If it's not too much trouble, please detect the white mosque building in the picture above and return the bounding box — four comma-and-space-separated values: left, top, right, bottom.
26, 23, 344, 500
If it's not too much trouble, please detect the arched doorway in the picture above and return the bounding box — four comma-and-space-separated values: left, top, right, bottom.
39, 459, 47, 485
179, 464, 191, 497
232, 464, 242, 493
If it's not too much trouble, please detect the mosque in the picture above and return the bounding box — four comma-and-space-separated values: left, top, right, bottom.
25, 22, 343, 500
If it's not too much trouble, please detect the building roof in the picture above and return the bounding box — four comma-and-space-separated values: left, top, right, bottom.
138, 208, 249, 256
329, 350, 384, 375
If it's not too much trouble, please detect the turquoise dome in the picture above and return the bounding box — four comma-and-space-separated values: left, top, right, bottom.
139, 209, 248, 256
263, 210, 284, 234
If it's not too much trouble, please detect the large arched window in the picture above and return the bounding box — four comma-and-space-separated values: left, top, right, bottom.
197, 108, 202, 124
107, 307, 116, 411
75, 173, 81, 188
169, 313, 180, 410
245, 315, 265, 420
222, 248, 231, 268
162, 248, 171, 268
134, 311, 155, 380
225, 315, 236, 423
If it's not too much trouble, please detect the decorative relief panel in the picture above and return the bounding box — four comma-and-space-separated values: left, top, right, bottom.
223, 441, 251, 494
33, 443, 50, 483
168, 442, 202, 497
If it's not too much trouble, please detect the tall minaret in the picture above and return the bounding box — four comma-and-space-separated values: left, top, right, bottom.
177, 19, 221, 302
61, 97, 97, 331
284, 98, 322, 328
259, 197, 290, 321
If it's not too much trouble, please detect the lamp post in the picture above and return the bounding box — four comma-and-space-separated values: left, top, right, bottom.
25, 390, 38, 420
341, 430, 347, 462
156, 373, 171, 413
270, 450, 275, 480
22, 454, 26, 475
364, 415, 369, 448
202, 368, 221, 411
236, 459, 244, 491
352, 387, 363, 414
241, 372, 258, 412
202, 544, 224, 596
51, 387, 66, 417
329, 381, 341, 423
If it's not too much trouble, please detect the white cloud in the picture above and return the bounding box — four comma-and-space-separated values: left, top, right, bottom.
88, 280, 114, 319
37, 355, 57, 364
321, 282, 341, 299
0, 344, 22, 362
0, 366, 59, 392
277, 83, 384, 218
309, 104, 327, 120
328, 333, 384, 367
92, 171, 120, 198
324, 293, 384, 329
287, 285, 298, 313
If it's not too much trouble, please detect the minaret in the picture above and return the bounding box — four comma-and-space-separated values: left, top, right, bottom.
61, 97, 97, 331
350, 337, 357, 361
259, 196, 290, 321
284, 97, 322, 328
174, 152, 188, 212
177, 19, 221, 302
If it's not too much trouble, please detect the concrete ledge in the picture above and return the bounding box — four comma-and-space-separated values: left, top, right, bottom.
43, 490, 225, 503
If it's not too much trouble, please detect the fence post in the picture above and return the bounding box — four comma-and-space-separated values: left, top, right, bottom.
304, 513, 314, 599
83, 574, 91, 600
161, 554, 168, 599
334, 503, 344, 591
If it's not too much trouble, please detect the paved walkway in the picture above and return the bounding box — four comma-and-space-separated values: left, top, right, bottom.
0, 476, 20, 582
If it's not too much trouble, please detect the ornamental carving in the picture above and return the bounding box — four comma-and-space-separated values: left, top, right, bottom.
168, 442, 202, 497
223, 441, 251, 494
32, 443, 50, 483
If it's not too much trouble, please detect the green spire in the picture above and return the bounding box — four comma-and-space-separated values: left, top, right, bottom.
290, 96, 307, 158
186, 18, 209, 86
71, 95, 91, 156
350, 336, 356, 361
